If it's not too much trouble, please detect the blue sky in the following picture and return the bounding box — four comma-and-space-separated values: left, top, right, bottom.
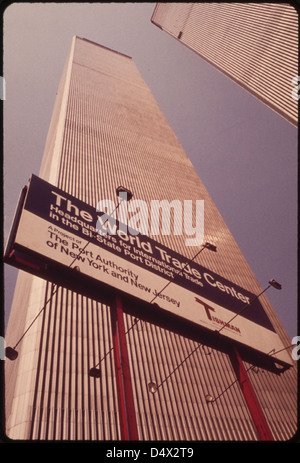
3, 3, 298, 340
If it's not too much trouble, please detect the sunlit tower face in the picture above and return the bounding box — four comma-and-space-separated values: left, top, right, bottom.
4, 36, 297, 442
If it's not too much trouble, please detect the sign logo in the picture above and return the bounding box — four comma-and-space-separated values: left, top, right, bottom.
195, 297, 241, 333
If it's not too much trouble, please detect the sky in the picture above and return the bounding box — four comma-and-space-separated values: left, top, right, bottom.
2, 2, 298, 341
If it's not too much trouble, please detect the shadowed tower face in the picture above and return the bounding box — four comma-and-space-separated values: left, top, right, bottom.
5, 36, 297, 441
151, 3, 298, 127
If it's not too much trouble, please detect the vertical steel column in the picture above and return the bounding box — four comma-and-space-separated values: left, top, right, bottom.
229, 346, 274, 441
111, 295, 139, 440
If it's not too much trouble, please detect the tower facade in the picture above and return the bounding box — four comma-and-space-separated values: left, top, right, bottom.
151, 3, 298, 126
5, 36, 297, 441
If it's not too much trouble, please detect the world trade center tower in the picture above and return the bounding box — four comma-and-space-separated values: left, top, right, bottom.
4, 36, 297, 441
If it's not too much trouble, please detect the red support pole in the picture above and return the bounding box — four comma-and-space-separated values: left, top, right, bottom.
228, 346, 274, 441
111, 295, 139, 440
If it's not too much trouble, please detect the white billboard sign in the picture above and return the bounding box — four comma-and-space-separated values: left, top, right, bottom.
6, 175, 292, 367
